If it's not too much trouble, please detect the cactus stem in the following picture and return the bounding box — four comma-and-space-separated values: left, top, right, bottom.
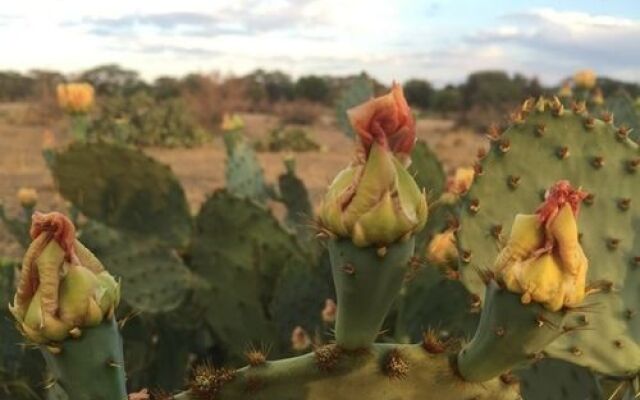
457, 281, 566, 382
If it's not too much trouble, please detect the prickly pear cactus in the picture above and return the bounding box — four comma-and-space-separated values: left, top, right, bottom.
79, 221, 192, 313
0, 258, 48, 400
9, 212, 126, 400
604, 91, 640, 142
50, 142, 192, 245
269, 252, 335, 351
224, 132, 271, 204
409, 140, 446, 201
334, 76, 374, 138
396, 267, 479, 342
190, 190, 307, 358
277, 156, 313, 237
457, 98, 640, 376
518, 359, 602, 400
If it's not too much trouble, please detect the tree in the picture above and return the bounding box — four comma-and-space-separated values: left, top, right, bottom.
403, 79, 434, 109
295, 75, 331, 103
432, 85, 462, 117
80, 64, 143, 96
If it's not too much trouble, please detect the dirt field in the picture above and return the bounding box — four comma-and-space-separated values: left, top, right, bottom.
0, 103, 487, 258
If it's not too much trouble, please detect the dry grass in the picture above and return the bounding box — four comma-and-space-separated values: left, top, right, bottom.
0, 102, 487, 258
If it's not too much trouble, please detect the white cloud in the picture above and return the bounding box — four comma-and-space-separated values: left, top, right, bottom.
452, 8, 640, 83
0, 3, 637, 85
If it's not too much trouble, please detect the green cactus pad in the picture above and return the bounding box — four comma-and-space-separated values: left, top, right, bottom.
191, 190, 307, 358
80, 221, 191, 313
277, 158, 313, 236
518, 359, 602, 400
120, 315, 195, 393
50, 142, 192, 245
329, 237, 415, 349
224, 132, 270, 204
396, 267, 479, 342
335, 76, 374, 139
409, 140, 446, 202
269, 252, 335, 350
458, 281, 567, 382
0, 206, 32, 248
605, 91, 640, 142
457, 100, 640, 375
40, 317, 126, 400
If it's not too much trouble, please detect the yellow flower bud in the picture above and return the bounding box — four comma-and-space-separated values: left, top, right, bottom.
17, 187, 38, 208
497, 181, 588, 311
573, 69, 597, 89
558, 82, 573, 98
56, 83, 95, 114
10, 213, 120, 343
591, 87, 604, 106
220, 113, 245, 132
320, 143, 427, 247
426, 229, 458, 266
446, 167, 475, 195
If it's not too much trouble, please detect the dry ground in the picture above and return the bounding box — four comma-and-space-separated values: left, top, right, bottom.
0, 103, 487, 258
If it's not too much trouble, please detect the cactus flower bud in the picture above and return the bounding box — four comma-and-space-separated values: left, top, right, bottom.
497, 181, 588, 311
17, 187, 38, 208
446, 167, 474, 196
321, 298, 337, 323
557, 82, 573, 98
291, 326, 311, 351
9, 212, 119, 344
319, 84, 427, 247
591, 87, 604, 106
221, 113, 245, 132
56, 83, 95, 114
128, 389, 150, 400
573, 69, 597, 89
426, 229, 458, 266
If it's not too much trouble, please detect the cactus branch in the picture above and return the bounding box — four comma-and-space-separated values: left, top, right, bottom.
172, 344, 520, 400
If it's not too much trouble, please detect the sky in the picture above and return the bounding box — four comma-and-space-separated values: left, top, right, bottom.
1, 0, 639, 86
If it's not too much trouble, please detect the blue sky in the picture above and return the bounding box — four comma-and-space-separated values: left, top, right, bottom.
1, 0, 638, 86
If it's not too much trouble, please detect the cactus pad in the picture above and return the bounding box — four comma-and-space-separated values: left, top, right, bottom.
190, 190, 307, 357
79, 221, 191, 313
457, 99, 640, 375
51, 142, 192, 245
335, 77, 374, 139
224, 132, 270, 203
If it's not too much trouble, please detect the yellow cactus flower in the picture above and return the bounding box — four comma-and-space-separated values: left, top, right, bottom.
319, 84, 428, 247
497, 181, 588, 311
591, 87, 604, 106
446, 167, 474, 195
10, 212, 119, 344
56, 83, 95, 114
573, 70, 597, 89
220, 113, 245, 132
557, 82, 573, 98
17, 187, 38, 208
426, 229, 458, 266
